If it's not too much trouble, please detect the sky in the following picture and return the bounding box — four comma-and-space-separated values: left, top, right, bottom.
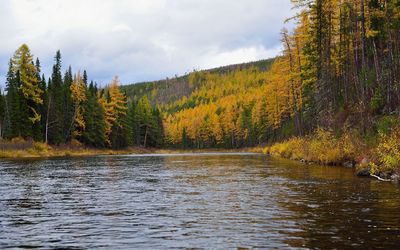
0, 0, 295, 87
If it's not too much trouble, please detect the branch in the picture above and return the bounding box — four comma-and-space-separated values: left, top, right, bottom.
370, 174, 391, 182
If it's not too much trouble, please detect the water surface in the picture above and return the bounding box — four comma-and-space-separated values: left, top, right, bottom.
1, 153, 399, 249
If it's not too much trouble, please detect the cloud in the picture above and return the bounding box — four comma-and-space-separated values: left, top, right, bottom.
0, 0, 295, 87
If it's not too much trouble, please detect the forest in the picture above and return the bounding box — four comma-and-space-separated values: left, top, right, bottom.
0, 47, 163, 149
0, 0, 399, 163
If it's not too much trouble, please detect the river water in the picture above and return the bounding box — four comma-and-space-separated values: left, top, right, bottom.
0, 153, 399, 249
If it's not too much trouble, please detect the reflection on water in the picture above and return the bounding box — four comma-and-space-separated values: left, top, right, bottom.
0, 153, 399, 249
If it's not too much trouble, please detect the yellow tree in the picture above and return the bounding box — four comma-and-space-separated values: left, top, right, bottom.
100, 76, 128, 146
12, 44, 43, 123
70, 71, 87, 140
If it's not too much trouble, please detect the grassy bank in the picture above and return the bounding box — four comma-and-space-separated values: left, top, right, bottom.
0, 138, 156, 159
0, 138, 253, 159
263, 124, 400, 181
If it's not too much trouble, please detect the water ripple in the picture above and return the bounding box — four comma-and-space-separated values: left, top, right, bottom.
0, 153, 399, 249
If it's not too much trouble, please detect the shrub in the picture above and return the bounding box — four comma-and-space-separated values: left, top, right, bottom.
372, 126, 400, 174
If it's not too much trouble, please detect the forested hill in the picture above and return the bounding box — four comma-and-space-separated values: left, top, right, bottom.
120, 58, 275, 106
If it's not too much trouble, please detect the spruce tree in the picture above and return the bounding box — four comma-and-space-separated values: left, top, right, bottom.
63, 66, 74, 142
82, 82, 106, 147
47, 51, 64, 144
3, 60, 20, 139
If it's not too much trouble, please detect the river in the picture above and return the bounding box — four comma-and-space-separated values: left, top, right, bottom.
0, 153, 399, 249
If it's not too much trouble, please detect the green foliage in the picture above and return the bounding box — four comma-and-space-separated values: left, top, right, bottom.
47, 50, 64, 144
131, 96, 163, 147
376, 116, 398, 136
82, 83, 106, 148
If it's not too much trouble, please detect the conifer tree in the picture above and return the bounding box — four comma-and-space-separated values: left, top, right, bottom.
11, 44, 43, 126
100, 76, 128, 148
47, 51, 64, 144
63, 66, 74, 142
70, 71, 87, 141
82, 82, 106, 147
3, 60, 20, 139
135, 95, 155, 147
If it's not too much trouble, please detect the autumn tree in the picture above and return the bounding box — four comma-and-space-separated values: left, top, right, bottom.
70, 71, 87, 141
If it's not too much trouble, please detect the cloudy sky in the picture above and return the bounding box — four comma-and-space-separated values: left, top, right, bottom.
0, 0, 294, 87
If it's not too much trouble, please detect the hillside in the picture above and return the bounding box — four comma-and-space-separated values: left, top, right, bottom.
121, 58, 275, 107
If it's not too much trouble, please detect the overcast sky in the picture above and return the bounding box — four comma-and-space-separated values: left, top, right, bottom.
0, 0, 294, 87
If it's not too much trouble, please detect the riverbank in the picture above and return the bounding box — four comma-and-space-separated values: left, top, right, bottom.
0, 139, 253, 159
0, 143, 156, 159
262, 127, 400, 182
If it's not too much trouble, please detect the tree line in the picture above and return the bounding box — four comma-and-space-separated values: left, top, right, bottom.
284, 0, 400, 133
0, 44, 163, 148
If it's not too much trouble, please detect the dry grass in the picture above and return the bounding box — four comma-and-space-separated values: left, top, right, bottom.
0, 139, 155, 159
264, 128, 365, 165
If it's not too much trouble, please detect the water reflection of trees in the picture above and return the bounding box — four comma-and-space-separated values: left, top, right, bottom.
271, 159, 400, 249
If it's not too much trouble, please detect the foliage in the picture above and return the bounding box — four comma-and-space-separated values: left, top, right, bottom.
372, 125, 400, 174
70, 71, 87, 139
266, 128, 363, 165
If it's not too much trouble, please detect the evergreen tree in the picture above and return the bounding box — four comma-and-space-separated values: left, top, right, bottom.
82, 82, 106, 147
47, 51, 64, 144
135, 95, 161, 147
63, 66, 74, 142
3, 60, 20, 139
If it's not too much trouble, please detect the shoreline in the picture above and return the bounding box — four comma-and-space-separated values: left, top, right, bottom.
0, 146, 255, 160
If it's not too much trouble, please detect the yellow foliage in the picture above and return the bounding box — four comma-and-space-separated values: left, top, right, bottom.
100, 76, 128, 146
33, 142, 50, 153
265, 128, 362, 165
12, 44, 43, 123
70, 71, 87, 138
373, 126, 400, 174
163, 21, 307, 147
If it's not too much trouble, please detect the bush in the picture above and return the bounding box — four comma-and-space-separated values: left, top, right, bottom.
372, 126, 400, 174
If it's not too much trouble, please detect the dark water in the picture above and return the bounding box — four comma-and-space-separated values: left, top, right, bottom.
0, 153, 399, 249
